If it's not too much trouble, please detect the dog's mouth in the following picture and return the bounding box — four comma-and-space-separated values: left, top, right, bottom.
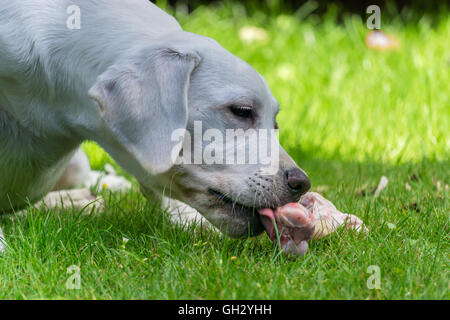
207, 188, 266, 236
208, 188, 261, 216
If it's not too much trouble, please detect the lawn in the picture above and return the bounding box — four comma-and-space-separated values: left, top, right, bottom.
0, 3, 448, 299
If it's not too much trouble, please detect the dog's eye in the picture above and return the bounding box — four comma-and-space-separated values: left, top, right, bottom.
229, 105, 253, 119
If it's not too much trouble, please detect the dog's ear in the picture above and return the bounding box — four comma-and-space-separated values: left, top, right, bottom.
88, 48, 200, 175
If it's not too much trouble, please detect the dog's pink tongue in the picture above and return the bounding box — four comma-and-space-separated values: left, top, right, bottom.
259, 203, 315, 257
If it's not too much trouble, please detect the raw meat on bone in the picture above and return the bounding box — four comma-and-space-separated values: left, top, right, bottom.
259, 192, 368, 257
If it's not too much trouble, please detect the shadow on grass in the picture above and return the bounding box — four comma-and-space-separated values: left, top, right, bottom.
2, 154, 446, 258
0, 154, 447, 299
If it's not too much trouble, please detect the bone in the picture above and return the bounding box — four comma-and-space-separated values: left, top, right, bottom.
260, 203, 315, 256
374, 176, 389, 198
260, 192, 368, 257
300, 192, 369, 238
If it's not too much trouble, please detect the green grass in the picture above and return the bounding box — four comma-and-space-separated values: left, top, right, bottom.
1, 3, 449, 299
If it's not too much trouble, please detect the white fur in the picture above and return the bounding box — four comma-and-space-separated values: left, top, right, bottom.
0, 0, 307, 241
0, 1, 183, 211
53, 148, 91, 190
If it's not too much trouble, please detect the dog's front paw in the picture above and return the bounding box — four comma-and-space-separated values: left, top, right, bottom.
39, 189, 105, 213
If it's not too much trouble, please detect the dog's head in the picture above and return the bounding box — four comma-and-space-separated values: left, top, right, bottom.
88, 31, 310, 237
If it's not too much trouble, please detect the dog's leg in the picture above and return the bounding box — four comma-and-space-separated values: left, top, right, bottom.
160, 196, 218, 232
139, 185, 211, 229
162, 196, 206, 225
53, 148, 91, 191
36, 148, 104, 213
34, 188, 104, 213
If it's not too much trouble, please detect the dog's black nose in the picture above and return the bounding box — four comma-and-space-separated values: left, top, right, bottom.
285, 168, 311, 195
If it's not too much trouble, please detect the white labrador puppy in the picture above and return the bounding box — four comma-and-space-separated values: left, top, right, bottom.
0, 0, 311, 249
